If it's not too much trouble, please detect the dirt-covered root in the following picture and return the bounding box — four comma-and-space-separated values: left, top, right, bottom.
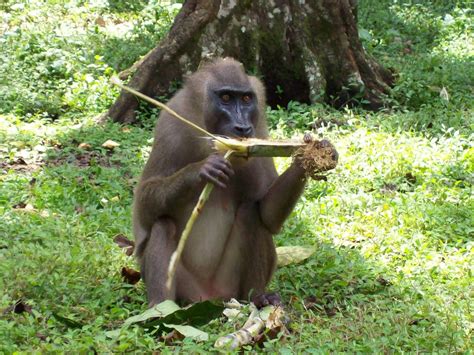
295, 139, 338, 179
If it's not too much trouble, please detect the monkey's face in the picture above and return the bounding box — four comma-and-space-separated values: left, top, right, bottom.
205, 86, 258, 139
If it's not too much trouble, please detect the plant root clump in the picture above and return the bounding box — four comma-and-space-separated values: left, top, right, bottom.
295, 140, 338, 179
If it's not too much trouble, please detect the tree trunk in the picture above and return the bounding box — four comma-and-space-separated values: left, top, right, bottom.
108, 0, 393, 124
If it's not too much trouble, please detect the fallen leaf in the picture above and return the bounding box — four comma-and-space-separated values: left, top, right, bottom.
24, 203, 35, 211
160, 329, 184, 345
113, 234, 135, 256
123, 300, 224, 329
124, 300, 182, 327
102, 140, 120, 149
276, 246, 315, 267
164, 324, 209, 341
39, 210, 50, 217
303, 295, 322, 311
14, 300, 32, 314
2, 299, 33, 315
121, 267, 141, 284
95, 16, 106, 27
12, 201, 27, 209
78, 142, 92, 150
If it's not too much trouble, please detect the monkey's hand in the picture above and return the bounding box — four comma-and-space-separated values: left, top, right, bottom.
199, 154, 234, 188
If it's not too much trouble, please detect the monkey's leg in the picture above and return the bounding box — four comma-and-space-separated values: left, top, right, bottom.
237, 205, 279, 305
140, 218, 206, 306
141, 218, 178, 306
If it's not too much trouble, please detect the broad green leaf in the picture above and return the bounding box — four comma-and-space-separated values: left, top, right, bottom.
122, 300, 224, 329
123, 300, 181, 327
105, 329, 121, 339
164, 324, 209, 341
276, 246, 315, 267
146, 300, 224, 328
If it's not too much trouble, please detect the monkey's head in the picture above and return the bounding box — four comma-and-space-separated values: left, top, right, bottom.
196, 58, 263, 139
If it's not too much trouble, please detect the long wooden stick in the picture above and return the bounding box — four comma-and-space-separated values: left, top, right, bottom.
110, 77, 227, 144
165, 150, 234, 291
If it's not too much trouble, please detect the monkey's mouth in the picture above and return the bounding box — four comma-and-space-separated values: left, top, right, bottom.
216, 133, 253, 140
230, 130, 255, 139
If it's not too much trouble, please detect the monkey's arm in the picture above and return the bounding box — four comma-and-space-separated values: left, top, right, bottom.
134, 162, 203, 226
258, 162, 307, 234
135, 154, 233, 227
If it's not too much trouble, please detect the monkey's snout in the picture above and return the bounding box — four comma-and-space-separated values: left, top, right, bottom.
233, 124, 253, 138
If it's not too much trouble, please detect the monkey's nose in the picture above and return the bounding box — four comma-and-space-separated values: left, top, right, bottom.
234, 125, 253, 137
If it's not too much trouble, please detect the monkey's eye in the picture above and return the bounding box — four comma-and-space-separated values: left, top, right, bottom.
220, 94, 231, 103
242, 94, 252, 103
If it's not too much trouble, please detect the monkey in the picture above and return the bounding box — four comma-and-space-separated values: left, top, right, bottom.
132, 58, 337, 307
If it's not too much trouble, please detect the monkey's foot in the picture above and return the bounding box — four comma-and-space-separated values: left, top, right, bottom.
252, 292, 282, 309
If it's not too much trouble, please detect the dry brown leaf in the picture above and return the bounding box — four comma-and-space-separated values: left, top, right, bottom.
102, 140, 120, 149
95, 17, 106, 27
78, 143, 92, 150
276, 246, 315, 267
113, 234, 135, 256
2, 299, 32, 315
121, 267, 141, 284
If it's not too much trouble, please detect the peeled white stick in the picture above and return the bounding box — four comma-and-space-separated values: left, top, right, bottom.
214, 308, 266, 349
166, 150, 234, 291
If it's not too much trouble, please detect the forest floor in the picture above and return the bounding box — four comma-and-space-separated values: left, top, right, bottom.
1, 0, 473, 352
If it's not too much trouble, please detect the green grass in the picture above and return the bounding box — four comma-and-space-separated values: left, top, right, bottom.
1, 0, 473, 352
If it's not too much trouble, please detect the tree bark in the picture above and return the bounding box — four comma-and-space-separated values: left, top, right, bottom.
108, 0, 393, 124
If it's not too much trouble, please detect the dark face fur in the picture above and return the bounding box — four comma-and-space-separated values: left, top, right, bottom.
205, 83, 259, 138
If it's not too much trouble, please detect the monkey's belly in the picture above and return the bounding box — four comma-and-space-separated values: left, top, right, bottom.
176, 192, 244, 300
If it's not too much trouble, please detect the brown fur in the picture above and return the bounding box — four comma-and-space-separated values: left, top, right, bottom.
133, 58, 307, 306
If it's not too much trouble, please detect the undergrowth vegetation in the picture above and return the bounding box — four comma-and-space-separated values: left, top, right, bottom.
1, 0, 472, 352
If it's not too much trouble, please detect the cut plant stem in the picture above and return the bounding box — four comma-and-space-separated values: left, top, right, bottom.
166, 150, 234, 291
213, 137, 306, 157
214, 308, 265, 349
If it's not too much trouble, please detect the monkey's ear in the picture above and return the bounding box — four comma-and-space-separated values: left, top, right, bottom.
249, 76, 266, 103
